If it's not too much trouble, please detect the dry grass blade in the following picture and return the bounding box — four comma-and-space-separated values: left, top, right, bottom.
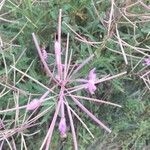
116, 24, 128, 65
10, 65, 56, 94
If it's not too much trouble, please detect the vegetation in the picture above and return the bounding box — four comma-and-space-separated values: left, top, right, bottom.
0, 0, 150, 149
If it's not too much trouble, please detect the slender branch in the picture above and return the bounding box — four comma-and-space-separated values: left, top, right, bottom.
55, 9, 63, 80
65, 101, 78, 150
69, 94, 111, 133
40, 100, 61, 150
11, 65, 56, 94
64, 99, 94, 138
70, 94, 122, 107
32, 33, 59, 84
95, 71, 127, 84
116, 24, 128, 65
69, 54, 94, 79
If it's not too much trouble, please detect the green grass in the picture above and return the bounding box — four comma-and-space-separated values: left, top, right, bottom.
0, 0, 150, 149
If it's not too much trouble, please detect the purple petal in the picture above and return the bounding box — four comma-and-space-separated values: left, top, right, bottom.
85, 81, 97, 94
88, 68, 96, 80
88, 82, 96, 94
144, 57, 150, 66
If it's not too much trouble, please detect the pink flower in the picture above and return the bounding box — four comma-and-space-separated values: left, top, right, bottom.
59, 117, 67, 138
26, 99, 41, 110
144, 57, 150, 66
85, 68, 97, 94
88, 68, 96, 80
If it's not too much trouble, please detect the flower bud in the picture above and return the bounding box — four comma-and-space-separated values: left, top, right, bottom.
143, 57, 150, 66
41, 48, 48, 61
26, 99, 41, 110
85, 68, 97, 94
59, 117, 67, 138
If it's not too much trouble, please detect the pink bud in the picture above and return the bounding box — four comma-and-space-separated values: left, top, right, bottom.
59, 117, 67, 138
41, 48, 48, 61
144, 57, 150, 66
88, 68, 96, 80
85, 68, 97, 94
26, 99, 41, 110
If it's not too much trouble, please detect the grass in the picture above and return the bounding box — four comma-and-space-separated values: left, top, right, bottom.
0, 0, 150, 150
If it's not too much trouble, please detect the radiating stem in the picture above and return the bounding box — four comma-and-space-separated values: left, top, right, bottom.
40, 100, 61, 150
65, 101, 78, 150
70, 94, 111, 133
32, 33, 59, 84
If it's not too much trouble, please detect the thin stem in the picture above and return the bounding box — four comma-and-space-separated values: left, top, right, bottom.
32, 33, 59, 84
65, 101, 78, 150
95, 71, 126, 84
60, 88, 65, 118
39, 90, 50, 103
107, 0, 114, 36
116, 24, 128, 65
55, 9, 63, 80
64, 99, 94, 138
70, 94, 122, 107
40, 100, 61, 150
0, 105, 26, 113
58, 9, 62, 47
69, 54, 94, 79
64, 33, 70, 80
69, 94, 111, 133
10, 65, 56, 94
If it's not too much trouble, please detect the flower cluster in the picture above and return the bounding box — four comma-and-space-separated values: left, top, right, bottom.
10, 9, 126, 150
0, 9, 126, 149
